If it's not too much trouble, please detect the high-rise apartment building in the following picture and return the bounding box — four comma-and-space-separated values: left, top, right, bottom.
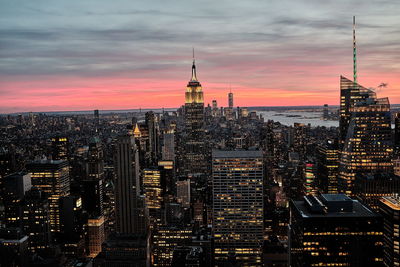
290, 194, 384, 267
212, 150, 264, 266
26, 160, 70, 232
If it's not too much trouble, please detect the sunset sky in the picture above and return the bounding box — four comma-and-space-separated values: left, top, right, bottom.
1, 0, 400, 113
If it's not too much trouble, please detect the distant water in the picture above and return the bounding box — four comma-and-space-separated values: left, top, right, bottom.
256, 110, 339, 128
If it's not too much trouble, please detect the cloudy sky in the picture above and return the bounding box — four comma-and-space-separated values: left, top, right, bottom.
1, 0, 399, 113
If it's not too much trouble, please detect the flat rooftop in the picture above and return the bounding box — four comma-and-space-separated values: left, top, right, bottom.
292, 194, 378, 218
212, 149, 262, 158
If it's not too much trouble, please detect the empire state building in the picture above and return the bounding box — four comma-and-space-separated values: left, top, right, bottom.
184, 57, 207, 176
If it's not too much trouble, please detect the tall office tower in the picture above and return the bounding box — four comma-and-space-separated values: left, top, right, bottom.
339, 17, 393, 195
59, 195, 86, 258
114, 135, 146, 234
354, 173, 400, 211
158, 160, 175, 196
290, 194, 384, 267
379, 196, 400, 267
21, 187, 51, 254
2, 172, 32, 228
323, 104, 329, 120
143, 168, 162, 228
152, 226, 192, 266
83, 137, 104, 217
162, 130, 175, 161
146, 111, 161, 165
51, 136, 69, 161
87, 137, 105, 182
304, 162, 317, 196
293, 123, 306, 161
184, 57, 207, 176
395, 112, 400, 154
228, 91, 234, 108
339, 75, 379, 145
212, 150, 264, 266
339, 94, 392, 195
176, 179, 190, 208
0, 146, 16, 178
94, 109, 100, 124
27, 160, 70, 232
316, 140, 339, 194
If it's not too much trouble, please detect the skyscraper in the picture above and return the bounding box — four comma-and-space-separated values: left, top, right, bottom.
339, 93, 392, 195
114, 135, 146, 234
22, 187, 51, 254
143, 168, 162, 228
212, 150, 264, 266
27, 160, 70, 233
162, 129, 175, 162
394, 112, 400, 154
184, 56, 207, 176
379, 195, 400, 267
83, 137, 104, 217
338, 17, 393, 195
51, 136, 69, 161
290, 194, 384, 267
228, 91, 234, 108
317, 140, 339, 194
293, 123, 306, 161
146, 111, 161, 165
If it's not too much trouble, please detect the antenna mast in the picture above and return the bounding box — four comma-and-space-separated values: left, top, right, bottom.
353, 16, 357, 85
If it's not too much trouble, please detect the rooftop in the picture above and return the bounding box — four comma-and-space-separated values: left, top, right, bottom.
292, 194, 377, 218
212, 149, 263, 158
380, 195, 400, 211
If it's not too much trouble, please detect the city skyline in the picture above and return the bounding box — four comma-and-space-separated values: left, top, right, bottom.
1, 1, 400, 113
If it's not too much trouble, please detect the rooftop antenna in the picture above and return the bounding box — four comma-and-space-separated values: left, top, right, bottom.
191, 47, 197, 81
353, 16, 357, 85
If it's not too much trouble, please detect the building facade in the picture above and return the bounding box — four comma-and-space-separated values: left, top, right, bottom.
212, 150, 264, 266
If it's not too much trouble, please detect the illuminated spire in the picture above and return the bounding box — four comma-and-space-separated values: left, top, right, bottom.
191, 48, 198, 82
353, 16, 357, 85
133, 123, 141, 138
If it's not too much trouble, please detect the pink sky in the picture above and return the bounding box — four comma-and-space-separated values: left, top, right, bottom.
1, 66, 399, 113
